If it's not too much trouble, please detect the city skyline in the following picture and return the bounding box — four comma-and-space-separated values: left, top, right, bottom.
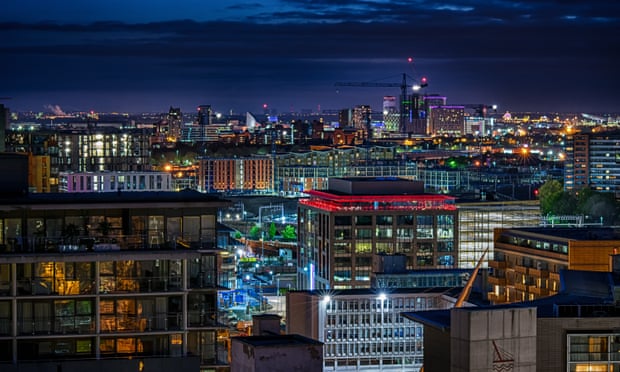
1, 0, 619, 114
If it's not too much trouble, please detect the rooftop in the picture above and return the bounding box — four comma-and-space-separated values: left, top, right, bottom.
403, 270, 620, 331
232, 334, 323, 347
500, 227, 618, 241
0, 189, 230, 209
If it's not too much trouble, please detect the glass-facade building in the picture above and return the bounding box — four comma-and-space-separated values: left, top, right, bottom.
0, 191, 232, 371
457, 201, 541, 269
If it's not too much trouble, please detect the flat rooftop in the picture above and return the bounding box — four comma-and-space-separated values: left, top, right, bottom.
326, 177, 425, 196
233, 334, 323, 347
501, 227, 618, 241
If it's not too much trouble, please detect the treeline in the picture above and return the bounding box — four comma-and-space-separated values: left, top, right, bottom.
538, 180, 620, 225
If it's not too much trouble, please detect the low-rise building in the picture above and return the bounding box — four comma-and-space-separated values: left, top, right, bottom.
488, 227, 620, 304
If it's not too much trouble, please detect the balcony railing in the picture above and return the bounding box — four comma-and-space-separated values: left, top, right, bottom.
514, 265, 529, 274
528, 286, 549, 296
16, 312, 184, 336
528, 268, 549, 278
514, 282, 528, 292
487, 293, 507, 303
488, 276, 507, 286
1, 233, 217, 254
488, 260, 507, 269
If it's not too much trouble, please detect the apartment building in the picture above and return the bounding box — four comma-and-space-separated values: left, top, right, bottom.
487, 227, 620, 304
0, 189, 232, 372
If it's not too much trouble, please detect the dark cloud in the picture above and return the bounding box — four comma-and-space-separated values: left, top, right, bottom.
0, 0, 619, 113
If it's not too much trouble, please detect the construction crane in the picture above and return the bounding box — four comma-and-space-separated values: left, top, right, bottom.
335, 73, 428, 133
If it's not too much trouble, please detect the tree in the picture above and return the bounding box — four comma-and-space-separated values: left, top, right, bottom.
281, 225, 297, 241
268, 222, 277, 240
249, 225, 261, 240
538, 179, 564, 215
234, 231, 243, 240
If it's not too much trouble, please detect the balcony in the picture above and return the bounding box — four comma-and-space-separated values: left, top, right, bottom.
550, 272, 561, 281
487, 293, 508, 303
515, 282, 528, 292
528, 286, 549, 296
528, 268, 549, 278
488, 276, 507, 286
514, 265, 529, 274
488, 260, 507, 269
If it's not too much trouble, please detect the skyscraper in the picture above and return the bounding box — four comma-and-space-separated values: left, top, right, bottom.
382, 96, 399, 133
197, 105, 212, 142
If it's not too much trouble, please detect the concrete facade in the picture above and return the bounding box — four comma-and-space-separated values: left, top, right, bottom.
450, 307, 537, 372
230, 334, 323, 372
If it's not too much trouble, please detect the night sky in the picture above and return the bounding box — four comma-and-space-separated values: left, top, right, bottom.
1, 0, 618, 115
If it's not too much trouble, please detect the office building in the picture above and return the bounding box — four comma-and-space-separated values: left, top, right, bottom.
287, 288, 459, 372
382, 96, 399, 133
275, 145, 414, 196
167, 106, 183, 142
197, 105, 212, 126
297, 177, 458, 290
0, 189, 233, 372
487, 227, 620, 304
427, 106, 465, 136
457, 201, 541, 269
352, 105, 372, 136
564, 131, 620, 197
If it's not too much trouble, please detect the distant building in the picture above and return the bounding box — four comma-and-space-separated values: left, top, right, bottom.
352, 105, 372, 134
564, 131, 620, 198
275, 145, 411, 195
297, 177, 458, 290
167, 106, 183, 141
198, 156, 274, 194
382, 96, 399, 133
197, 105, 212, 126
27, 153, 52, 193
55, 127, 152, 173
0, 103, 9, 152
59, 171, 172, 192
428, 105, 465, 136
